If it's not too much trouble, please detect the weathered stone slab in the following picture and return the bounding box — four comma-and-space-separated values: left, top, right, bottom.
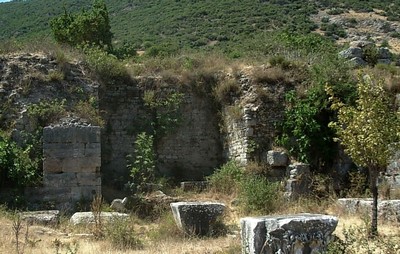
21, 210, 59, 226
43, 126, 101, 143
70, 212, 129, 225
43, 143, 101, 158
337, 198, 400, 221
240, 213, 338, 254
266, 151, 288, 167
170, 201, 225, 236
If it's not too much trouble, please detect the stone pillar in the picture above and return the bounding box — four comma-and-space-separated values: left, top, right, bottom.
240, 214, 338, 254
285, 163, 311, 199
42, 125, 101, 207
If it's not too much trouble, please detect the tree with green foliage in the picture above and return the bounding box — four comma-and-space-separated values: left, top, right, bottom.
327, 75, 400, 236
50, 0, 113, 49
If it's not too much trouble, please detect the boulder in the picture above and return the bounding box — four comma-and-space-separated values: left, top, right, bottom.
170, 201, 225, 236
266, 150, 288, 167
339, 47, 363, 59
70, 212, 129, 225
349, 57, 367, 67
21, 210, 59, 226
378, 47, 391, 59
240, 213, 338, 254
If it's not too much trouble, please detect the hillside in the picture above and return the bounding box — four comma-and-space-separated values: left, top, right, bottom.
1, 0, 400, 53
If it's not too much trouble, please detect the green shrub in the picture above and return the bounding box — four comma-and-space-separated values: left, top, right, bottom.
207, 161, 244, 195
27, 99, 67, 127
84, 46, 129, 83
0, 132, 40, 189
239, 175, 282, 214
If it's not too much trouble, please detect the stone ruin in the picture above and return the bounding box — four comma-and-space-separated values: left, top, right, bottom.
27, 124, 101, 210
241, 214, 338, 254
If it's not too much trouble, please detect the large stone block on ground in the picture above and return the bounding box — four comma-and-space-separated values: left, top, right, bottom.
21, 210, 59, 226
170, 201, 225, 236
338, 198, 400, 221
266, 151, 288, 167
240, 213, 338, 254
70, 212, 129, 225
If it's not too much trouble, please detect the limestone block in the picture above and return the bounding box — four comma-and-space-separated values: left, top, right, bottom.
240, 214, 338, 254
285, 178, 310, 198
43, 156, 100, 173
21, 210, 59, 226
43, 126, 101, 143
76, 172, 101, 186
43, 143, 100, 158
70, 212, 129, 225
170, 202, 225, 236
266, 151, 288, 167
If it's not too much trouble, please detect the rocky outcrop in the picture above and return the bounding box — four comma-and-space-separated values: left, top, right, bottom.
240, 213, 338, 254
170, 201, 225, 236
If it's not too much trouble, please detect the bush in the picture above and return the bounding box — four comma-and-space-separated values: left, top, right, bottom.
0, 132, 40, 189
213, 79, 240, 104
105, 217, 142, 250
84, 46, 130, 83
207, 161, 244, 195
239, 175, 282, 214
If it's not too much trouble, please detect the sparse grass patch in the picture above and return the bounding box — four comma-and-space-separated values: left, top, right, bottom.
148, 211, 185, 241
214, 79, 241, 104
46, 70, 65, 82
105, 216, 142, 250
252, 66, 288, 84
225, 104, 243, 121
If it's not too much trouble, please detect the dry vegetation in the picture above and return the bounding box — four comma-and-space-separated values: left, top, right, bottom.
1, 189, 399, 254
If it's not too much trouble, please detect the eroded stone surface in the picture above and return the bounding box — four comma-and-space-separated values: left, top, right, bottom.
266, 150, 288, 167
240, 213, 338, 254
170, 201, 225, 236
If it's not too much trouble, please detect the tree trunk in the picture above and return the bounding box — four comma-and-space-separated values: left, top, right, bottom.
369, 167, 379, 237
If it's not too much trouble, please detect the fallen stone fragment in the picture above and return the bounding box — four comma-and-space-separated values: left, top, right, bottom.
170, 201, 225, 236
69, 212, 129, 225
240, 213, 338, 254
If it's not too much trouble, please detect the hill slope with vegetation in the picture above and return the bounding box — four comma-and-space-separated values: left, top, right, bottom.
1, 0, 400, 53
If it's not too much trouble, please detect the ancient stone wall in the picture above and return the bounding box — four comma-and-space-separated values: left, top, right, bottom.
99, 78, 223, 191
40, 125, 101, 207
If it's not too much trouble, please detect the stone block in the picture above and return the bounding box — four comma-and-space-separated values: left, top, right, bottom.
21, 210, 59, 226
43, 172, 77, 187
337, 198, 400, 221
43, 143, 100, 158
70, 212, 129, 225
43, 156, 100, 173
287, 163, 310, 177
240, 214, 338, 254
266, 151, 288, 167
43, 126, 101, 143
170, 202, 225, 236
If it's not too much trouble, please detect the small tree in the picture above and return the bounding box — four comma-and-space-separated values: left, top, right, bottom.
327, 75, 400, 236
50, 0, 113, 49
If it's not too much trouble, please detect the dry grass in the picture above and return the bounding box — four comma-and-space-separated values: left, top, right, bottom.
1, 189, 399, 254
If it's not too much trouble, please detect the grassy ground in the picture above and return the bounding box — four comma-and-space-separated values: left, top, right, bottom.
1, 190, 399, 254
